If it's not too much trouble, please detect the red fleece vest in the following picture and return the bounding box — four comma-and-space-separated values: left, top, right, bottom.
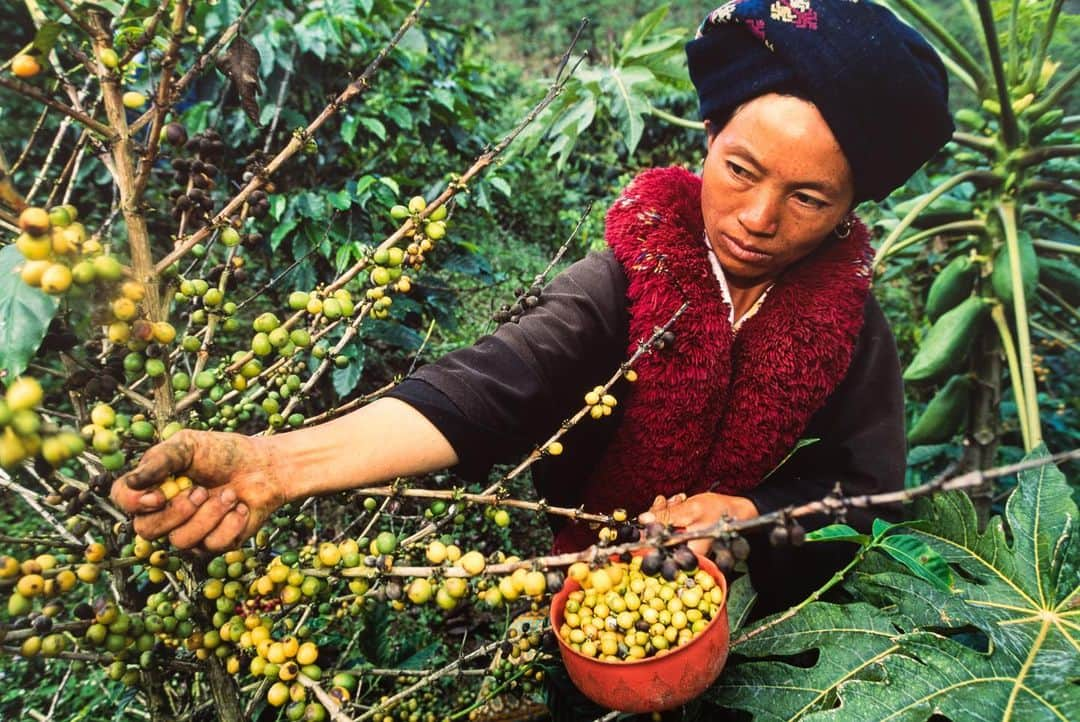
553, 167, 872, 553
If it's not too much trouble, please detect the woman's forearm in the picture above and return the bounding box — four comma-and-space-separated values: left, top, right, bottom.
255, 397, 459, 503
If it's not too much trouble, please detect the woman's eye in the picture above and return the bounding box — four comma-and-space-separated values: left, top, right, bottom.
727, 162, 751, 179
795, 193, 827, 209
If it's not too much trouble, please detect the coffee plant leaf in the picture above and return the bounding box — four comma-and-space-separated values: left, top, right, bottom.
0, 246, 60, 380
332, 343, 366, 397
709, 446, 1079, 720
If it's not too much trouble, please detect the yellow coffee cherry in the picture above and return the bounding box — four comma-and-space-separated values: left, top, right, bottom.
425, 540, 447, 565
295, 642, 318, 666
458, 551, 486, 576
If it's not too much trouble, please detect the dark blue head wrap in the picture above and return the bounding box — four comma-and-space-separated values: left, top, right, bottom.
686, 0, 954, 202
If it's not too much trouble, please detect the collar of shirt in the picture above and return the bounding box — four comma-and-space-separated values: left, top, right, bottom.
703, 232, 772, 332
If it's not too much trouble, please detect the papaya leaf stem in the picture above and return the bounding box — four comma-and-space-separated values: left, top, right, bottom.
996, 200, 1041, 449
953, 131, 998, 153
1033, 239, 1080, 256
1022, 178, 1080, 198
1006, 0, 1021, 86
1022, 205, 1080, 235
1037, 284, 1080, 326
990, 304, 1032, 450
1030, 318, 1080, 353
874, 170, 989, 266
1026, 65, 1080, 121
1017, 144, 1080, 168
732, 543, 872, 646
880, 220, 986, 262
976, 0, 1020, 148
647, 105, 705, 130
887, 0, 988, 94
1024, 0, 1065, 93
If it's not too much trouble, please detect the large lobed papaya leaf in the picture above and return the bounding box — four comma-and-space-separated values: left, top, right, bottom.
709, 446, 1079, 720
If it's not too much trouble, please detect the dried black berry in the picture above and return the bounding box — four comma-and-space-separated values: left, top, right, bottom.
641, 549, 664, 576
672, 545, 698, 572
730, 536, 751, 561
711, 548, 735, 576
769, 524, 790, 547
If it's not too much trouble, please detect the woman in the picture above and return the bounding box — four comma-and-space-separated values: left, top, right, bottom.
112, 0, 954, 612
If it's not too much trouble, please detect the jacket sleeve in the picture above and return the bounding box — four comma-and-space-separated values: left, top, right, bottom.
385, 250, 629, 480
737, 294, 907, 616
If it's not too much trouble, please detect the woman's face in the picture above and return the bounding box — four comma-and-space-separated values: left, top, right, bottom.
701, 93, 855, 284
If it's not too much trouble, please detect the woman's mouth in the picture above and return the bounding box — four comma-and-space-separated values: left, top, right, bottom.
720, 232, 770, 263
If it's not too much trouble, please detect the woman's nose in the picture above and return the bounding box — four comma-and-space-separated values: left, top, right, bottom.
737, 190, 781, 237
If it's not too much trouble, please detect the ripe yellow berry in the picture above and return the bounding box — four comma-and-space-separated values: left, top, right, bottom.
458, 551, 486, 576
443, 577, 468, 599
152, 321, 177, 344
267, 681, 290, 707
85, 543, 107, 563
76, 563, 100, 583
624, 369, 638, 382
122, 91, 147, 109
523, 570, 546, 597
17, 573, 45, 597
12, 54, 42, 79
40, 264, 72, 294
584, 391, 600, 406
0, 556, 19, 578
98, 48, 119, 69
6, 377, 43, 411
16, 233, 51, 260
568, 562, 589, 583
546, 441, 564, 456
318, 543, 341, 567
295, 642, 318, 666
407, 578, 433, 605
112, 297, 138, 321
425, 541, 447, 565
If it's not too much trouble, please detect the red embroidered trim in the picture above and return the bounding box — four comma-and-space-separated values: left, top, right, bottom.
553, 166, 872, 552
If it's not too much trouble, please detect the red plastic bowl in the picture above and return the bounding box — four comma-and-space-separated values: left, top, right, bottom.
549, 552, 730, 713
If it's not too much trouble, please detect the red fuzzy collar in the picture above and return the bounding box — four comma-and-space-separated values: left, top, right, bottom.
553, 167, 872, 552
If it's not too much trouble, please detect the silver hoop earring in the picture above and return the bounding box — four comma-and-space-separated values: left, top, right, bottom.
834, 214, 854, 238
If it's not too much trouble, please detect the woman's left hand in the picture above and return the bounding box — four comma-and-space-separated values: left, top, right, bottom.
638, 492, 759, 555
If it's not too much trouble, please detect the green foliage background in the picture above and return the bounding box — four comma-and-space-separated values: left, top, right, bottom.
0, 0, 1076, 720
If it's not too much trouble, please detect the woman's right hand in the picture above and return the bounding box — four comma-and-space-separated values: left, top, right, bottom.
110, 429, 287, 552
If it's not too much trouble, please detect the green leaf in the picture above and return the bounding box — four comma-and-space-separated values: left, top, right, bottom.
618, 5, 670, 61
726, 574, 757, 636
32, 22, 63, 55
712, 446, 1080, 719
398, 642, 440, 670
331, 343, 365, 398
269, 194, 287, 221
762, 437, 820, 481
327, 189, 352, 211
488, 176, 512, 199
601, 66, 654, 155
871, 517, 897, 539
0, 246, 60, 379
711, 602, 901, 719
376, 176, 399, 197
876, 534, 953, 591
806, 524, 870, 546
270, 217, 299, 251
341, 114, 360, 146
357, 116, 387, 142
